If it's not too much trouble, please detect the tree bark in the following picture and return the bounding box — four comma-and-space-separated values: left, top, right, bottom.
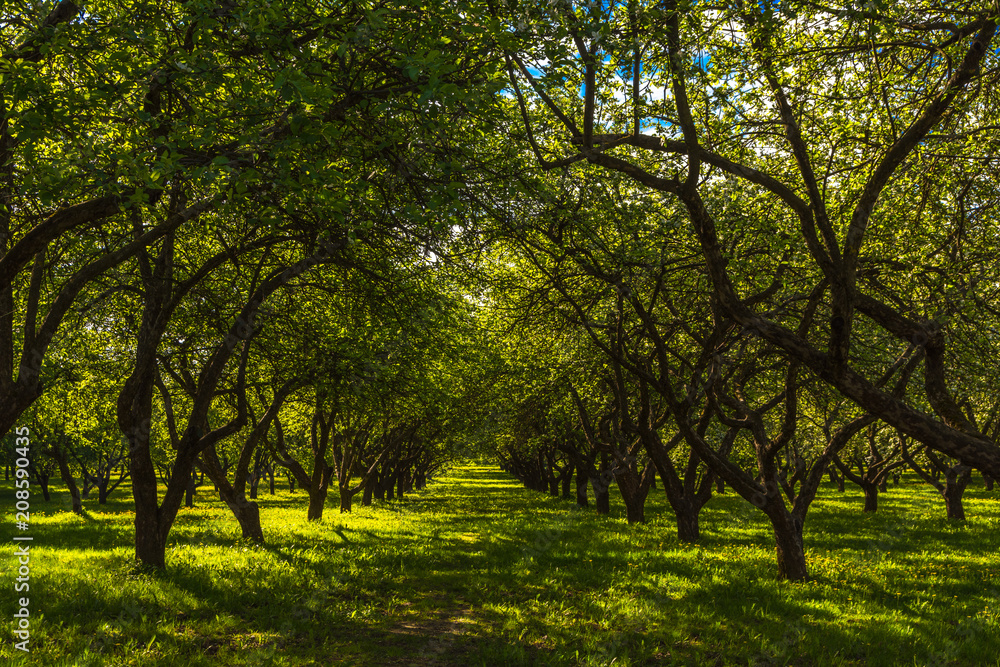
674, 500, 700, 543
614, 461, 654, 524
307, 485, 329, 520
942, 467, 972, 521
49, 442, 83, 515
200, 448, 265, 543
339, 486, 353, 513
185, 471, 196, 508
575, 465, 589, 507
862, 484, 878, 513
592, 476, 610, 515
769, 510, 808, 581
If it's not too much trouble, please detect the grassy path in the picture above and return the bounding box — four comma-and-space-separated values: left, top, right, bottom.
2, 464, 999, 665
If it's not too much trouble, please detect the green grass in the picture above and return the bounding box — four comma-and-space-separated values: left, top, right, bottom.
1, 465, 998, 665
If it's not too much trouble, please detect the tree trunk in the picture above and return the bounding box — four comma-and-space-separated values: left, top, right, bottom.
134, 513, 168, 569
575, 465, 589, 507
307, 487, 328, 521
984, 473, 994, 491
340, 487, 353, 513
37, 475, 50, 502
185, 472, 196, 508
715, 477, 725, 494
200, 451, 265, 543
862, 483, 879, 512
592, 477, 610, 515
268, 465, 275, 495
675, 502, 700, 543
942, 469, 971, 520
51, 445, 83, 515
943, 489, 966, 520
768, 510, 808, 581
614, 466, 649, 524
561, 468, 572, 499
228, 499, 264, 542
361, 481, 373, 506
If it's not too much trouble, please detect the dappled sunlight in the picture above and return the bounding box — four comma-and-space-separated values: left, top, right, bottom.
2, 464, 999, 664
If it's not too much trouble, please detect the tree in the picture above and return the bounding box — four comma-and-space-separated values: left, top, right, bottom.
501, 0, 1000, 482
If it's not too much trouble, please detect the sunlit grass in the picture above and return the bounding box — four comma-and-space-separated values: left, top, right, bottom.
1, 465, 998, 665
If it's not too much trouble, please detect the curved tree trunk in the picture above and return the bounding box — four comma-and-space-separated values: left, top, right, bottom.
50, 443, 83, 515
199, 450, 264, 543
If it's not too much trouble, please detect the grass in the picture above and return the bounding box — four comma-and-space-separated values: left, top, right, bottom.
1, 465, 998, 665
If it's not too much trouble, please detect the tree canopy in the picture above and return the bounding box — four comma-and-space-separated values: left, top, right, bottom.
3, 0, 1000, 580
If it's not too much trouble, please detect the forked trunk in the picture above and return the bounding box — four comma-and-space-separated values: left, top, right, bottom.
614, 465, 650, 525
